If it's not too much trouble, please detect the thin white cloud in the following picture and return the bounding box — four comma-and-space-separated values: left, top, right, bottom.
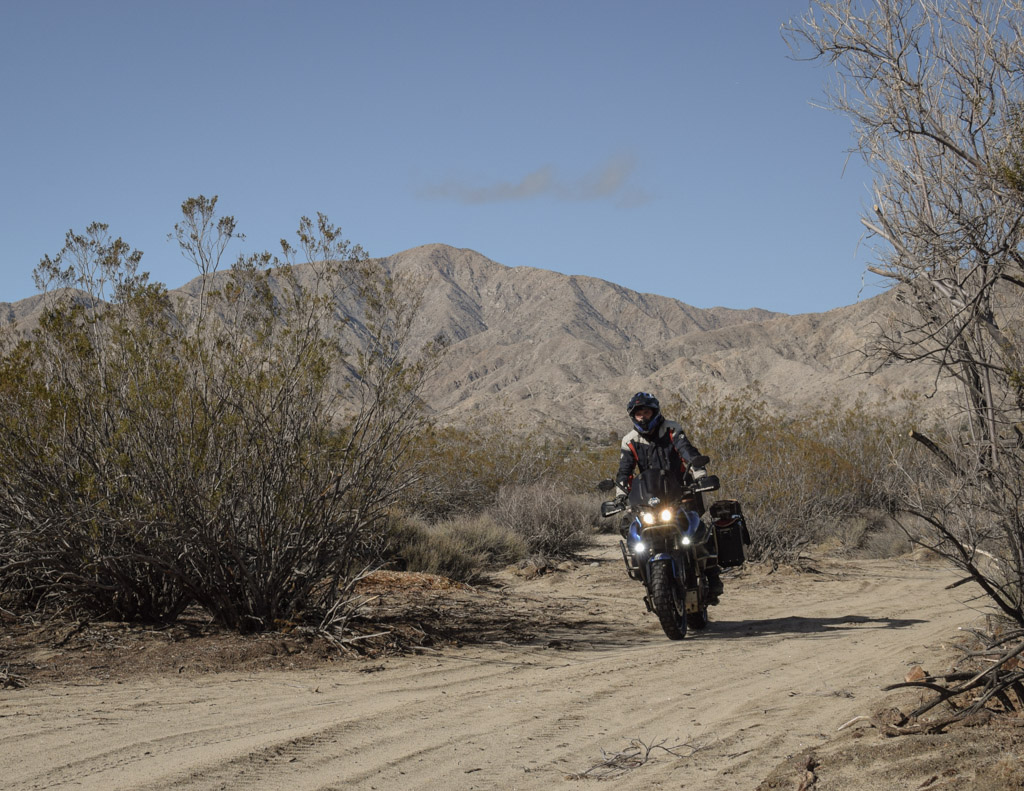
418, 155, 653, 207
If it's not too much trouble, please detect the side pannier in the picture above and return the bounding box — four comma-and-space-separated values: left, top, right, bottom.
710, 499, 751, 568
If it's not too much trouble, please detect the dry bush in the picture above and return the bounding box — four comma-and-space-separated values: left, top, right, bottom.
383, 477, 602, 579
400, 421, 614, 521
662, 390, 921, 562
836, 513, 915, 559
858, 520, 915, 559
0, 199, 439, 633
786, 0, 1024, 625
893, 439, 1024, 624
490, 482, 599, 558
386, 514, 527, 582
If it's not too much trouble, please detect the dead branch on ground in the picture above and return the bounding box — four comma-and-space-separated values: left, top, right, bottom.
0, 665, 27, 689
843, 631, 1024, 735
566, 736, 705, 780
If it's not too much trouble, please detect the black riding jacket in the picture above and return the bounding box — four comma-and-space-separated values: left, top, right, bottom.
614, 419, 703, 496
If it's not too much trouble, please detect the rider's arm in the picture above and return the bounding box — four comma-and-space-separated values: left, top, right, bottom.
614, 443, 635, 498
667, 422, 704, 470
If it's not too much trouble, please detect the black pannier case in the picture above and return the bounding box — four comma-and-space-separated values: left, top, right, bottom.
710, 499, 750, 568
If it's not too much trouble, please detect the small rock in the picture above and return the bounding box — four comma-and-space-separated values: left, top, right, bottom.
904, 665, 927, 683
514, 558, 548, 578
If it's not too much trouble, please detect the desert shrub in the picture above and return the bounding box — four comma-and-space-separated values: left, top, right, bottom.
490, 482, 598, 558
821, 511, 914, 559
383, 481, 601, 578
0, 279, 200, 620
0, 200, 439, 633
386, 513, 527, 582
893, 437, 1024, 624
399, 421, 614, 520
857, 517, 915, 559
662, 389, 920, 562
397, 390, 918, 566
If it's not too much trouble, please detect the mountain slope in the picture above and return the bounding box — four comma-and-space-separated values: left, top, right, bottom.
2, 244, 944, 432
375, 245, 938, 431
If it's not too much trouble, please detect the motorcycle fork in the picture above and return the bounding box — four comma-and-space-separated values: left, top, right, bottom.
642, 555, 684, 613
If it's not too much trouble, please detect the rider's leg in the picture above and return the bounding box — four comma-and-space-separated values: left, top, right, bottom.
706, 564, 724, 600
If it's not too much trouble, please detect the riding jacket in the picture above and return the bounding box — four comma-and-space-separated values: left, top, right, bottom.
614, 419, 703, 498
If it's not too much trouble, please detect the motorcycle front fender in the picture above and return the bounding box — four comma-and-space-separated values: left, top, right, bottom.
627, 519, 642, 544
647, 553, 685, 585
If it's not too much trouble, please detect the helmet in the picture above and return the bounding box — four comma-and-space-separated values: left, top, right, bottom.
627, 391, 662, 434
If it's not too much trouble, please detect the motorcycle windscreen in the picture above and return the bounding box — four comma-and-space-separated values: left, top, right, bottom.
628, 467, 683, 507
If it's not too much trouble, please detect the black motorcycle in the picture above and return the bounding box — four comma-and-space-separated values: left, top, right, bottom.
599, 462, 724, 640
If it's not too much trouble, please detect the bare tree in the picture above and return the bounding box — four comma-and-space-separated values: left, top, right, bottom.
785, 0, 1024, 625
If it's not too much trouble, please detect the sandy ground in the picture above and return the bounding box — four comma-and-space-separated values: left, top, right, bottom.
1, 535, 1012, 791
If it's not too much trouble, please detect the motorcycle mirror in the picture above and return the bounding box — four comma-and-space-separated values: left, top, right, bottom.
597, 479, 617, 492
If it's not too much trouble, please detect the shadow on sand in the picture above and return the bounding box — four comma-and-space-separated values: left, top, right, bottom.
709, 613, 927, 638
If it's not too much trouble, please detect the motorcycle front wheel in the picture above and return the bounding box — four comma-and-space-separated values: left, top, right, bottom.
650, 561, 687, 640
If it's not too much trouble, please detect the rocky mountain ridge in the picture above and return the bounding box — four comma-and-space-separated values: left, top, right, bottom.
370, 245, 940, 432
1, 243, 943, 434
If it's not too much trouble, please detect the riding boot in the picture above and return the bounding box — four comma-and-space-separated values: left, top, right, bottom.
706, 565, 724, 603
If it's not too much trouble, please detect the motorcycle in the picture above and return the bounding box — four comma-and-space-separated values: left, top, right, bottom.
599, 460, 723, 640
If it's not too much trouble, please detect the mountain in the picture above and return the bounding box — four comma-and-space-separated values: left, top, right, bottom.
369, 245, 942, 433
1, 244, 946, 434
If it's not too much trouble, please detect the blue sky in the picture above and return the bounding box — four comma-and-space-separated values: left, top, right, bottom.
2, 1, 880, 314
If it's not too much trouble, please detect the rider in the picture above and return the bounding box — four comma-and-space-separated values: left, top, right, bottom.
614, 391, 724, 601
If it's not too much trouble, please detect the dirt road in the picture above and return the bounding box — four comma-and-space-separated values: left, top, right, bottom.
1, 537, 971, 790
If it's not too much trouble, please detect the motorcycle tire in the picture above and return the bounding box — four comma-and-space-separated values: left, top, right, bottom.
650, 561, 687, 640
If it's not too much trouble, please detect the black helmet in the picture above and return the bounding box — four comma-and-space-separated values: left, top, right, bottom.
627, 391, 662, 434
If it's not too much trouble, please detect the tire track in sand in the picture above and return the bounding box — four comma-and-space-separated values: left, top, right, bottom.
0, 540, 967, 791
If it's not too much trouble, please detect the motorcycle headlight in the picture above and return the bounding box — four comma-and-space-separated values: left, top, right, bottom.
659, 508, 673, 523
633, 541, 646, 554
681, 536, 692, 546
642, 511, 656, 525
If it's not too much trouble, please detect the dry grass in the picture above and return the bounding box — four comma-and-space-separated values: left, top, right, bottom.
386, 513, 528, 582
491, 482, 599, 558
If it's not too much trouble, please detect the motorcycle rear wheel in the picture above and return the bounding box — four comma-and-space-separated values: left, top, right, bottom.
650, 561, 687, 640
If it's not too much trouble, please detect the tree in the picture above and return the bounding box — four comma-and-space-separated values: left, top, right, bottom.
785, 0, 1024, 625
